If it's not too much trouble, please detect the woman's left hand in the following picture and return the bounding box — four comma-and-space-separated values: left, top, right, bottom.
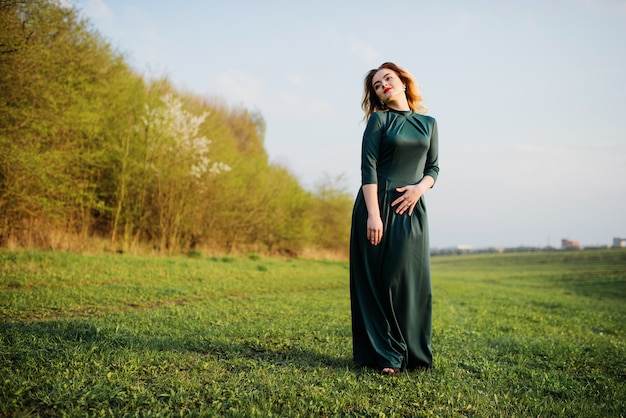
391, 184, 424, 216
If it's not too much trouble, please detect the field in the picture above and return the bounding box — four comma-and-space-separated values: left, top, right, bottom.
1, 249, 625, 417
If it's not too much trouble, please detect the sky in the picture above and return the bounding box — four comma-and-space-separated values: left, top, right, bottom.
72, 0, 626, 249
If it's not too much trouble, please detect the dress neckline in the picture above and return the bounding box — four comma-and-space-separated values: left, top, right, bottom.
387, 108, 413, 117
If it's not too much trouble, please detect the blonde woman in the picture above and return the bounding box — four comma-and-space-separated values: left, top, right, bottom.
350, 62, 439, 376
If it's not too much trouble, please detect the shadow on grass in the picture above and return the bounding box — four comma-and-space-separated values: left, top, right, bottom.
1, 318, 356, 373
556, 275, 626, 300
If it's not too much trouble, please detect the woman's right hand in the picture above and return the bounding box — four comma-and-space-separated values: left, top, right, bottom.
367, 215, 383, 246
362, 184, 383, 246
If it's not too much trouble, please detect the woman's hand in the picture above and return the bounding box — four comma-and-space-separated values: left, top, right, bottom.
367, 215, 383, 246
392, 176, 435, 216
362, 184, 383, 246
392, 184, 425, 216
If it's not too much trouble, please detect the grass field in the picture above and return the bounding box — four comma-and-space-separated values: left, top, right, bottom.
1, 249, 625, 417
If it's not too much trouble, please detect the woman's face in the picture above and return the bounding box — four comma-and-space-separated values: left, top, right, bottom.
372, 69, 405, 104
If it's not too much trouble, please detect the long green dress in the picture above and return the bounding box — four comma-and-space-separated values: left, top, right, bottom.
350, 108, 439, 370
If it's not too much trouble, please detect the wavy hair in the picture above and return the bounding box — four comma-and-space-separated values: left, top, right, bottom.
361, 62, 427, 121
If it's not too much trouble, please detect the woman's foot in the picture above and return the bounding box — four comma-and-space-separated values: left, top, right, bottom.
380, 367, 400, 376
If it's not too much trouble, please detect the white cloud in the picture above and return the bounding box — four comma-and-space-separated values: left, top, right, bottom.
350, 38, 381, 66
215, 70, 263, 108
287, 73, 306, 86
122, 5, 160, 40
77, 0, 113, 21
309, 98, 334, 116
579, 0, 626, 16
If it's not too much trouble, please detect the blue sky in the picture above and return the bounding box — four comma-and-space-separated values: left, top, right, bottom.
73, 0, 626, 249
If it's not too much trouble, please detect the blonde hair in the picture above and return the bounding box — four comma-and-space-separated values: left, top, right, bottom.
361, 62, 427, 121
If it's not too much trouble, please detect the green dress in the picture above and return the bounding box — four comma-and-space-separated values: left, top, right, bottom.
350, 109, 439, 370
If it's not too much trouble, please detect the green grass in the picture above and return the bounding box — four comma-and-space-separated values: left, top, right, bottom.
1, 249, 625, 417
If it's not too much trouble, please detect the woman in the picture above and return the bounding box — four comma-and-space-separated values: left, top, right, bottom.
350, 62, 439, 376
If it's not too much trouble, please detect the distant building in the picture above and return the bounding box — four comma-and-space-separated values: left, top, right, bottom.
561, 238, 580, 249
613, 237, 626, 248
454, 245, 473, 254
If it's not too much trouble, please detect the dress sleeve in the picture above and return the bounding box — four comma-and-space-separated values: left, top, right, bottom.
361, 112, 386, 185
423, 117, 440, 185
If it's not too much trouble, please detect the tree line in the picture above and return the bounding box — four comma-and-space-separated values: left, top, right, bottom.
0, 0, 353, 257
